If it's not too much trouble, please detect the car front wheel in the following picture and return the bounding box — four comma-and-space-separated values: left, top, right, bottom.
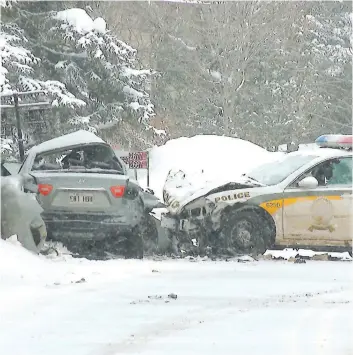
220, 208, 273, 255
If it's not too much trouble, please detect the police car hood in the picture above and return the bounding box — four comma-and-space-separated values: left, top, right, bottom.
162, 169, 263, 215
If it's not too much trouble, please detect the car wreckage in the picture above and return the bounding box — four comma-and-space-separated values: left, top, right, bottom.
1, 167, 47, 254
16, 130, 164, 258
161, 135, 353, 256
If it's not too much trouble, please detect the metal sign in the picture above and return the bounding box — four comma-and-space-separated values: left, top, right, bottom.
128, 151, 148, 169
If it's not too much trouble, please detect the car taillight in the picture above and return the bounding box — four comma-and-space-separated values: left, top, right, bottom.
110, 185, 125, 198
38, 184, 53, 196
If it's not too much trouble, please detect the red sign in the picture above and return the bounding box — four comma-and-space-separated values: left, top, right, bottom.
128, 151, 148, 169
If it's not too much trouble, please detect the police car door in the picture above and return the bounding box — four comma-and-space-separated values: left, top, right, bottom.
282, 156, 352, 246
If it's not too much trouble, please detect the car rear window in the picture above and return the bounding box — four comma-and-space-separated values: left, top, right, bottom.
32, 144, 124, 173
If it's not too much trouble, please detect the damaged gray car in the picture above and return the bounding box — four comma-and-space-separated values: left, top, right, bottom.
18, 130, 163, 258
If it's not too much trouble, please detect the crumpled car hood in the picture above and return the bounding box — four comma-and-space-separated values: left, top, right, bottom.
162, 169, 262, 215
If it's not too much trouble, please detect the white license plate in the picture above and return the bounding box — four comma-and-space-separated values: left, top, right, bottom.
69, 194, 93, 204
160, 215, 177, 229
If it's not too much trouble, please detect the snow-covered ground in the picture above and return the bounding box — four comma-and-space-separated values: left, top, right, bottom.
1, 237, 352, 355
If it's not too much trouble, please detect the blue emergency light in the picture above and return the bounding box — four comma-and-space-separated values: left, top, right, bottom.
315, 134, 353, 149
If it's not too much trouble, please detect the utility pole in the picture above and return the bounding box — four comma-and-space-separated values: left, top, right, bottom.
13, 93, 25, 161
0, 90, 50, 162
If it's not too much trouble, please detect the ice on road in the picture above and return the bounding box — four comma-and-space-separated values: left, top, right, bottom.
0, 247, 352, 355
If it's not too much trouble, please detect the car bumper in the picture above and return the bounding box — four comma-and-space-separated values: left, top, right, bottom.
160, 214, 201, 235
42, 211, 140, 240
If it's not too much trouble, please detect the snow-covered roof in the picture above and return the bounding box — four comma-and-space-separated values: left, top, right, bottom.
28, 130, 105, 155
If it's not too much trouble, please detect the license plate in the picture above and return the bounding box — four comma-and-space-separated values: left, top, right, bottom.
160, 215, 177, 229
69, 194, 93, 204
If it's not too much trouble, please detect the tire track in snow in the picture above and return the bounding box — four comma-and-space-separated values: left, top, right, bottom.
96, 286, 351, 355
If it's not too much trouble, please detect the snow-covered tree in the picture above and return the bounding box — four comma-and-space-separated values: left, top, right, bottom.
126, 0, 351, 147
1, 2, 155, 148
0, 11, 83, 107
46, 7, 155, 129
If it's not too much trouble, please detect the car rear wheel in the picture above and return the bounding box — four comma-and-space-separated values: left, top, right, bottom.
220, 208, 273, 255
124, 231, 144, 259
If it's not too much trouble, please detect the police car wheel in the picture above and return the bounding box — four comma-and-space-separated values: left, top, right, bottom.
221, 209, 268, 254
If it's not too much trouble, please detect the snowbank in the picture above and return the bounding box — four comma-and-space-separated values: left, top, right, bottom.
139, 135, 282, 200
0, 237, 154, 289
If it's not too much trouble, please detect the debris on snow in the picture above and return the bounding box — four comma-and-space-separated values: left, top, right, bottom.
73, 277, 86, 284
264, 249, 352, 261
148, 295, 163, 300
237, 255, 256, 263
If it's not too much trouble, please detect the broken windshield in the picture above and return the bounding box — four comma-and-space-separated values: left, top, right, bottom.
247, 154, 318, 186
31, 144, 124, 174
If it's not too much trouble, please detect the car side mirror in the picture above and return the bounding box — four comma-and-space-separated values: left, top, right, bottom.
297, 176, 318, 189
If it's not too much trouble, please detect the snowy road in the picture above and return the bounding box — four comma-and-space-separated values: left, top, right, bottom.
1, 245, 352, 355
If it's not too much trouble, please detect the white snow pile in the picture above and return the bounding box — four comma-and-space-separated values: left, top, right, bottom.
54, 8, 107, 34
139, 135, 283, 200
0, 236, 153, 289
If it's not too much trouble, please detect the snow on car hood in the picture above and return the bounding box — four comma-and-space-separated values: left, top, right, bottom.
162, 169, 262, 215
27, 130, 105, 155
137, 135, 284, 200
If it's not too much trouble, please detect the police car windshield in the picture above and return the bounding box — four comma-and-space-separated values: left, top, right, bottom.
247, 154, 318, 186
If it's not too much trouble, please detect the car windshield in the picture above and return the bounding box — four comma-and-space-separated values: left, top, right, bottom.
247, 154, 318, 186
31, 144, 124, 174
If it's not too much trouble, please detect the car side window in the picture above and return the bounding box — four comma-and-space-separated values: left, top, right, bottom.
295, 157, 352, 187
326, 157, 352, 186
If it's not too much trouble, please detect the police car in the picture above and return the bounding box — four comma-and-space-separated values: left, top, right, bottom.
160, 135, 352, 255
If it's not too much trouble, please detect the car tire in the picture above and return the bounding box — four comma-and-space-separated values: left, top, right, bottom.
141, 214, 159, 255
220, 208, 273, 255
124, 229, 144, 259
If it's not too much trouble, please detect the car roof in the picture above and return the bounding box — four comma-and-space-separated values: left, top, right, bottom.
287, 147, 352, 159
28, 130, 105, 155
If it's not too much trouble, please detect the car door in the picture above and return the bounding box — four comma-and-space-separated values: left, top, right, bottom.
282, 156, 352, 246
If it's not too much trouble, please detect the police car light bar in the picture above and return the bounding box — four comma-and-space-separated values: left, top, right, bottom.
315, 134, 353, 149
